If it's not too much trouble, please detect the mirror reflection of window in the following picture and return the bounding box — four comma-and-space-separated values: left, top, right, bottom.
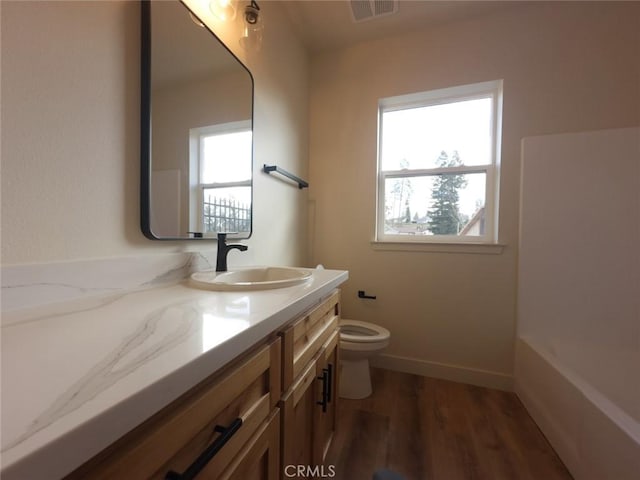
189, 121, 252, 236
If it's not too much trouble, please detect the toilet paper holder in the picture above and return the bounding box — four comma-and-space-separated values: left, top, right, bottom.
357, 290, 377, 300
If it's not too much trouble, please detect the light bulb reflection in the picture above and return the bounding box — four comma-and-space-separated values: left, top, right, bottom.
209, 0, 236, 21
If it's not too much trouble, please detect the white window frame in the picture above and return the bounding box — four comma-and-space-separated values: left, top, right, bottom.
376, 80, 503, 244
189, 120, 252, 236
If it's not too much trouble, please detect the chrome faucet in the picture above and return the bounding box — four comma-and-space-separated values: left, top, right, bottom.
216, 233, 248, 272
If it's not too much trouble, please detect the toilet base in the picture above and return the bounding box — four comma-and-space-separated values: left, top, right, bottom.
339, 357, 372, 399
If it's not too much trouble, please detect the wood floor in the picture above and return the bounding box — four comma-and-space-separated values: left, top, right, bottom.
324, 368, 573, 480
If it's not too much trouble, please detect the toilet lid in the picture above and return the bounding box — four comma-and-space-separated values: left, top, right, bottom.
340, 319, 390, 343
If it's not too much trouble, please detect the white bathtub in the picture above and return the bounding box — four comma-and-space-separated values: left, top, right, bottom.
515, 336, 640, 480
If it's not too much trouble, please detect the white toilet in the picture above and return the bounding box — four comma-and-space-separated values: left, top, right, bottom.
339, 319, 391, 399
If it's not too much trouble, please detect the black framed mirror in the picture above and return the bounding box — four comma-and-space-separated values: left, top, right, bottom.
141, 0, 254, 240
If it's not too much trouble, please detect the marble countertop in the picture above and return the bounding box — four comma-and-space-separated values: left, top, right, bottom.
1, 268, 348, 480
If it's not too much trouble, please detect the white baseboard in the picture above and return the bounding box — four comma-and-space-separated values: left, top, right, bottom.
370, 353, 514, 391
514, 379, 582, 478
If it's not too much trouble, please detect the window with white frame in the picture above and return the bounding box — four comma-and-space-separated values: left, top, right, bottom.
189, 121, 252, 236
376, 80, 502, 244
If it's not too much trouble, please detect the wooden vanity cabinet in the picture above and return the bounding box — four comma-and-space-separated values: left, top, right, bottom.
65, 338, 281, 480
64, 289, 342, 480
278, 290, 340, 477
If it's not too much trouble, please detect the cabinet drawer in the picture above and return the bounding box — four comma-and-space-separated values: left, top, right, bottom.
280, 290, 340, 391
66, 338, 281, 480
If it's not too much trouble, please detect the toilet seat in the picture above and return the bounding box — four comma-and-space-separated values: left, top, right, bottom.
340, 319, 390, 343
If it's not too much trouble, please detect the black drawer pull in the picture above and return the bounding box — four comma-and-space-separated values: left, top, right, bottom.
317, 369, 329, 413
165, 418, 243, 480
326, 363, 333, 404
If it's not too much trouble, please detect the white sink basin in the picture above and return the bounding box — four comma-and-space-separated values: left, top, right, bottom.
189, 267, 313, 291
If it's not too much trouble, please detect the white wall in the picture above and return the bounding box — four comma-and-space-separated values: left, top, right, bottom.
1, 0, 308, 267
519, 127, 639, 410
309, 2, 640, 388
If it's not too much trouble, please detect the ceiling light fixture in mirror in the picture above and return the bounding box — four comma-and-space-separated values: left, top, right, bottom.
240, 0, 264, 50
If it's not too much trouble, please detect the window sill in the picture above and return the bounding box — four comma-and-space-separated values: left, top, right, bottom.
370, 241, 505, 255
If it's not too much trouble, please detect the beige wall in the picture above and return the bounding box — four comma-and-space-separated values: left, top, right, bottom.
152, 71, 251, 171
1, 0, 308, 267
309, 2, 640, 386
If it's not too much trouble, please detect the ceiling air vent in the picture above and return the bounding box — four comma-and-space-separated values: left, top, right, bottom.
349, 0, 398, 23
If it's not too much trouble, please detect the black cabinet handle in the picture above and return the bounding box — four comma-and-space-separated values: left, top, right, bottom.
317, 369, 329, 413
165, 418, 243, 480
326, 363, 333, 404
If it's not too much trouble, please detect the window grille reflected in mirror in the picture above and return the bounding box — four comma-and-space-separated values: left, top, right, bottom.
377, 80, 503, 244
